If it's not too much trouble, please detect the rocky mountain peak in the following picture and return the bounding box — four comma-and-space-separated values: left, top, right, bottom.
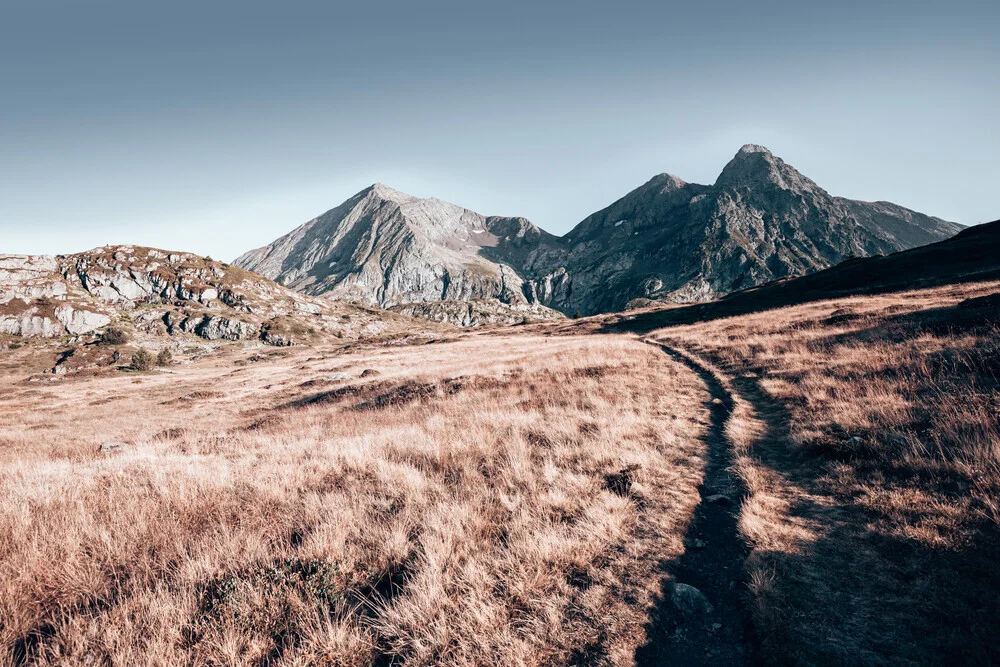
366, 182, 415, 204
738, 143, 772, 156
714, 143, 820, 193
648, 173, 689, 194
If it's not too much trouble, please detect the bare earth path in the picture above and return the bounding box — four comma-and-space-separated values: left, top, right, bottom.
635, 340, 754, 666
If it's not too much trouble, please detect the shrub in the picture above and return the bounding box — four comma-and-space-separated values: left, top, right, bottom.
130, 348, 155, 371
100, 328, 130, 345
156, 349, 173, 367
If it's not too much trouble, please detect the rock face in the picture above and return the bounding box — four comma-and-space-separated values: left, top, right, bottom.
0, 245, 423, 342
55, 305, 112, 335
237, 146, 962, 316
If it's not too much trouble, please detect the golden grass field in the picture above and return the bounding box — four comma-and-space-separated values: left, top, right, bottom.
0, 334, 711, 666
2, 277, 999, 666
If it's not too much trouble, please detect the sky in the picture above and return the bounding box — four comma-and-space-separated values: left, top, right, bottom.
1, 0, 997, 261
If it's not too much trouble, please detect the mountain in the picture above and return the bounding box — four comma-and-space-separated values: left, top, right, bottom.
524, 145, 963, 314
0, 245, 423, 344
235, 184, 556, 310
236, 146, 963, 317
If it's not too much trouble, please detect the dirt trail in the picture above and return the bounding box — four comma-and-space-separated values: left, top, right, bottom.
635, 340, 754, 666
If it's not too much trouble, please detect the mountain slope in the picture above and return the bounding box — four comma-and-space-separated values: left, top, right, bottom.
236, 146, 963, 316
235, 184, 556, 309
606, 217, 1000, 333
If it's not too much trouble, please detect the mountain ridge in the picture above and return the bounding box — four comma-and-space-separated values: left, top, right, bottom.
235, 145, 965, 317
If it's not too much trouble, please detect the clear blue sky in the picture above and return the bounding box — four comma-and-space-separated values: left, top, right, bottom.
2, 0, 997, 260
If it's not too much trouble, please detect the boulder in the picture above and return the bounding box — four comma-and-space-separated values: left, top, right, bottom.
195, 316, 258, 341
670, 583, 714, 615
261, 329, 294, 346
55, 305, 111, 335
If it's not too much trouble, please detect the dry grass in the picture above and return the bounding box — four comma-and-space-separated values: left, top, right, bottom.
649, 280, 1000, 665
0, 334, 710, 666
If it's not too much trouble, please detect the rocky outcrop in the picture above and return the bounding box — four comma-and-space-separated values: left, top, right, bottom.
55, 305, 111, 335
194, 316, 258, 341
389, 299, 565, 327
0, 245, 428, 343
0, 308, 64, 338
237, 146, 962, 317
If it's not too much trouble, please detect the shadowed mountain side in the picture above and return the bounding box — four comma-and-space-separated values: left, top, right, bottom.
603, 218, 1000, 334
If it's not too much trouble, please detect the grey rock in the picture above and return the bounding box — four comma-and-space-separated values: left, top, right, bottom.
55, 305, 111, 335
260, 329, 295, 346
389, 298, 564, 327
670, 583, 714, 615
99, 441, 128, 453
195, 317, 258, 341
0, 311, 61, 337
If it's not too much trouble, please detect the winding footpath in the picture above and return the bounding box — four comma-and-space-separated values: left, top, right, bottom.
635, 339, 755, 666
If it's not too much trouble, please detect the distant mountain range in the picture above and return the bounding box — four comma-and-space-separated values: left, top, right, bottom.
235, 145, 963, 318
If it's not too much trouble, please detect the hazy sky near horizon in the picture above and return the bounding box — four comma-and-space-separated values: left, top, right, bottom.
1, 0, 997, 261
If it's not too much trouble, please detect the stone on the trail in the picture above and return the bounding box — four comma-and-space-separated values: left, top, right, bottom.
360, 368, 380, 378
712, 397, 723, 405
705, 494, 733, 505
99, 441, 128, 453
325, 372, 352, 381
670, 583, 714, 615
712, 623, 723, 631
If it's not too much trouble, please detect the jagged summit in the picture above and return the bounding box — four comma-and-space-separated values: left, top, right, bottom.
641, 173, 689, 195
365, 182, 416, 204
714, 143, 821, 192
737, 143, 772, 155
236, 145, 963, 318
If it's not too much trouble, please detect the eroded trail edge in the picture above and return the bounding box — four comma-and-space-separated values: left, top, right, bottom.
636, 339, 754, 666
